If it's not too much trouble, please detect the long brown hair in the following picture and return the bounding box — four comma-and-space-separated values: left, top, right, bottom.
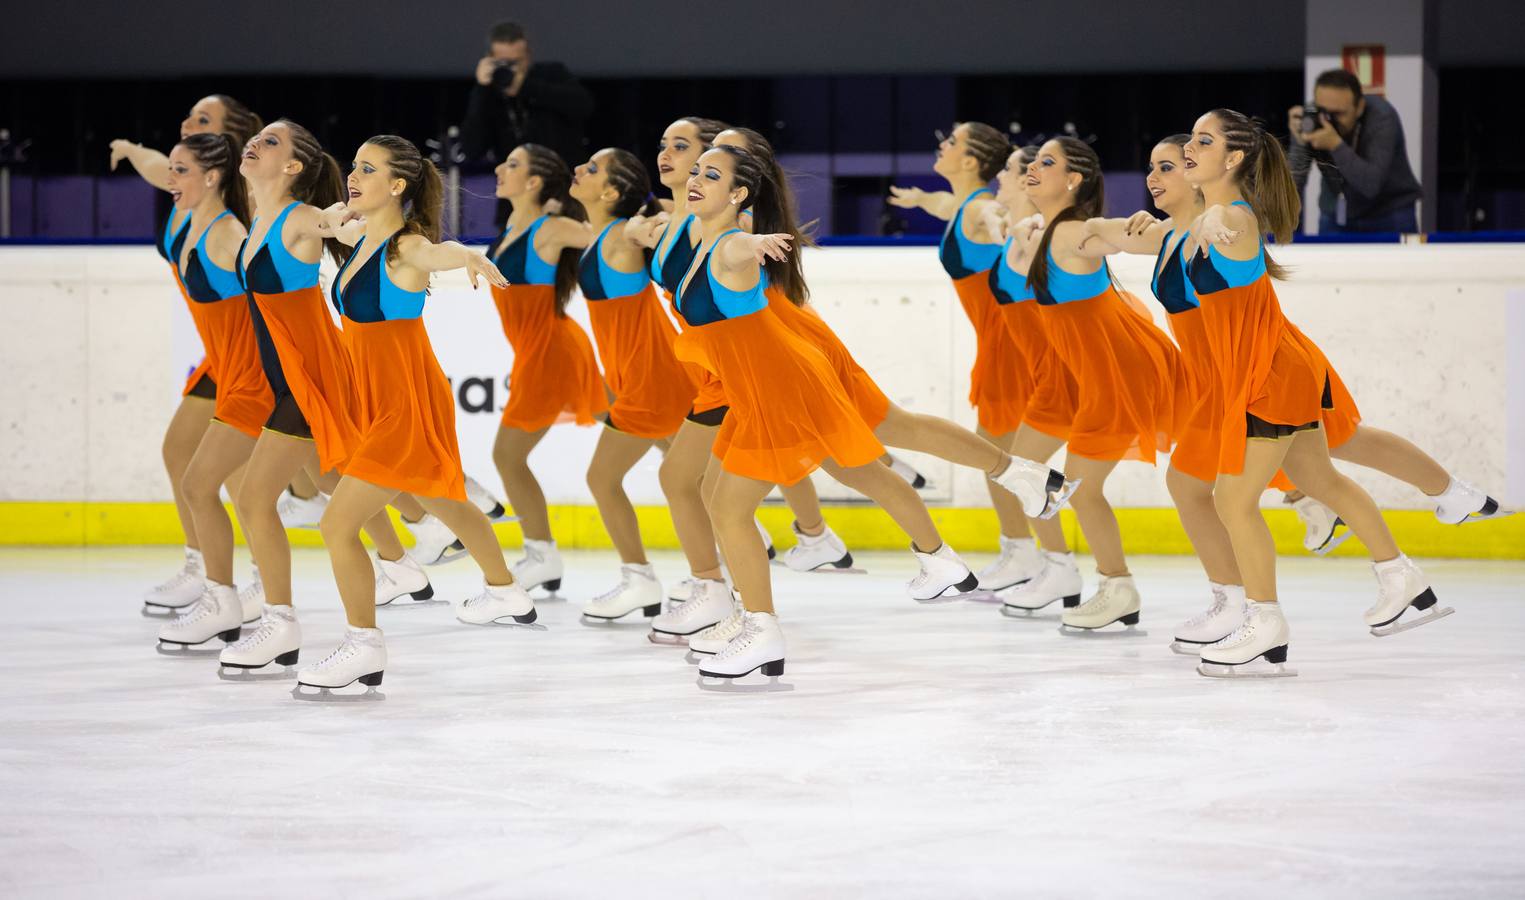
520, 144, 588, 315
597, 148, 660, 219
723, 127, 816, 304
275, 119, 347, 265
363, 134, 442, 264
680, 117, 728, 148
211, 94, 264, 149
712, 144, 809, 304
1025, 137, 1104, 295
1208, 108, 1299, 280
179, 132, 250, 227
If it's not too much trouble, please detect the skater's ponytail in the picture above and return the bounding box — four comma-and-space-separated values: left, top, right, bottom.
718, 127, 817, 305
520, 143, 587, 316
179, 132, 250, 227
1026, 137, 1104, 297
1210, 108, 1298, 280
714, 144, 809, 304
278, 119, 349, 265
363, 134, 442, 265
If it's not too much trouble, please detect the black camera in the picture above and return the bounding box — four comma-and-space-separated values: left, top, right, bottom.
490, 59, 518, 91
1300, 104, 1323, 133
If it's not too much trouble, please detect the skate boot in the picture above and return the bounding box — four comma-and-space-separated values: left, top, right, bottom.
990, 455, 1078, 519
978, 535, 1044, 592
276, 488, 327, 529
457, 580, 539, 626
512, 538, 564, 596
697, 610, 790, 692
781, 521, 859, 573
1366, 555, 1453, 636
374, 553, 438, 607
404, 514, 467, 566
1432, 476, 1511, 525
1198, 600, 1295, 678
218, 604, 302, 680
142, 547, 206, 617
888, 454, 930, 489
583, 563, 664, 622
238, 566, 265, 624
465, 475, 514, 522
908, 543, 982, 602
683, 591, 746, 660
756, 517, 776, 560
157, 582, 242, 653
998, 551, 1083, 616
667, 577, 701, 606
292, 626, 386, 700
1060, 574, 1144, 635
651, 579, 733, 646
1170, 582, 1247, 655
1292, 495, 1349, 555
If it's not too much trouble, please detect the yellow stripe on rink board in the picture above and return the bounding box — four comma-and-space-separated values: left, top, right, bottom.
0, 501, 1519, 560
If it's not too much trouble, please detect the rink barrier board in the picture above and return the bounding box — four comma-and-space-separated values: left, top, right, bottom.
1, 501, 1519, 560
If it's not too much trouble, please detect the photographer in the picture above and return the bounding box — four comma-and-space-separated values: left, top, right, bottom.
461, 20, 592, 173
1288, 68, 1422, 234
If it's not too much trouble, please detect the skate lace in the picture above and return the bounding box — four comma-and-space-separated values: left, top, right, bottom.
172, 593, 214, 625
374, 564, 395, 591
276, 494, 299, 518
591, 575, 630, 606
1219, 610, 1258, 646
312, 634, 360, 671
155, 565, 199, 593
714, 616, 760, 659
1183, 591, 1229, 628
230, 613, 279, 650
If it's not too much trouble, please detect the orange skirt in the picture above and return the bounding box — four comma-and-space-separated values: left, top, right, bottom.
252, 285, 362, 472
673, 307, 885, 485
180, 280, 274, 439
953, 273, 1032, 435
766, 287, 891, 430
1038, 286, 1181, 463
340, 316, 466, 502
996, 298, 1077, 441
182, 358, 213, 396
658, 286, 729, 415
1166, 308, 1227, 483
586, 283, 694, 438
491, 283, 608, 432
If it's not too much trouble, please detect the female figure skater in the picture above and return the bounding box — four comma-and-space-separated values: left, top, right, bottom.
569, 148, 698, 622
1005, 137, 1185, 634
109, 95, 273, 618
1179, 109, 1449, 676
151, 133, 270, 651
674, 145, 1062, 686
887, 122, 1059, 592
298, 135, 535, 697
212, 119, 436, 678
485, 143, 608, 599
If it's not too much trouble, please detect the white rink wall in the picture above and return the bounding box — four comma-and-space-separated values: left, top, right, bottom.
1, 243, 1522, 510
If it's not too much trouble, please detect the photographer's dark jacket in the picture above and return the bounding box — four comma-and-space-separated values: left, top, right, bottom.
461, 61, 593, 169
1289, 95, 1421, 226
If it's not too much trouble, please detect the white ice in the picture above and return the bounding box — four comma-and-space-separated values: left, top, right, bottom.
2, 546, 1523, 899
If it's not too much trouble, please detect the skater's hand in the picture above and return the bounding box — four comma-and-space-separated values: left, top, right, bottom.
1190, 205, 1240, 254
320, 202, 363, 228
980, 204, 1010, 241
542, 197, 564, 216
1013, 213, 1046, 243
1125, 210, 1160, 236
108, 139, 137, 171
751, 232, 794, 264
464, 251, 509, 289
886, 185, 923, 209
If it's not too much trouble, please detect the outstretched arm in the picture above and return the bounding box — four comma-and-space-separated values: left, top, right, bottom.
108, 141, 172, 191
1081, 213, 1171, 257
538, 216, 595, 253
314, 204, 367, 247
396, 234, 509, 288
714, 231, 793, 273
887, 185, 958, 221
624, 211, 671, 249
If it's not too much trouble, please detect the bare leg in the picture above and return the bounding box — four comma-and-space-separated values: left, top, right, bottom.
818, 458, 941, 552
237, 433, 315, 606
1332, 425, 1452, 496
1283, 427, 1400, 561
313, 468, 408, 561
708, 470, 779, 613
318, 476, 397, 629
1063, 456, 1124, 577
180, 421, 257, 586
1167, 465, 1241, 585
162, 395, 215, 550
415, 496, 513, 584
390, 493, 428, 524
658, 420, 724, 581
493, 425, 552, 542
586, 426, 658, 565
287, 467, 320, 501
1215, 438, 1296, 602
1009, 425, 1071, 552
877, 404, 1004, 470
977, 426, 1030, 542
777, 479, 825, 536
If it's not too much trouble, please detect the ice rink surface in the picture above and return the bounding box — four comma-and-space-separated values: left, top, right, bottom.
2, 546, 1522, 899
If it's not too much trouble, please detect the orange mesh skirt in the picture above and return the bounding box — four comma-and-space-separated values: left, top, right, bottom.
251, 285, 363, 472
952, 273, 1032, 434
340, 316, 466, 502
673, 307, 884, 485
490, 283, 608, 431
766, 287, 891, 431
181, 358, 213, 396
1038, 286, 1182, 464
182, 283, 274, 439
586, 283, 695, 438
996, 298, 1077, 441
